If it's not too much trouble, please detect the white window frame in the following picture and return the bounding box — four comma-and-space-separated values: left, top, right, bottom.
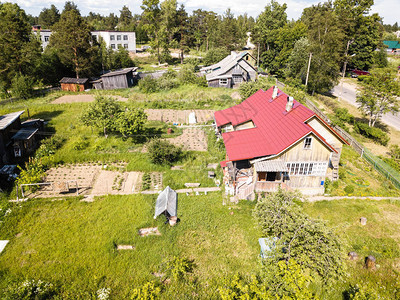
304, 137, 312, 149
117, 35, 121, 40
111, 44, 115, 49
110, 35, 115, 40
233, 75, 242, 84
286, 161, 328, 176
219, 78, 228, 85
44, 36, 49, 42
123, 44, 128, 49
123, 35, 128, 40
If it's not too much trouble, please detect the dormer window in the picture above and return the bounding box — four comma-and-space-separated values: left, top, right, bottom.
304, 137, 312, 149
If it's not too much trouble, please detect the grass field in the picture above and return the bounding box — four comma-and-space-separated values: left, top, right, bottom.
302, 199, 400, 298
0, 194, 261, 298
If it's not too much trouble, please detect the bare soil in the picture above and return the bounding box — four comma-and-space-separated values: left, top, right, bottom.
167, 128, 208, 151
52, 94, 128, 104
27, 163, 142, 198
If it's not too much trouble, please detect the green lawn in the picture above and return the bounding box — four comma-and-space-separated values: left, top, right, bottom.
0, 194, 261, 298
302, 199, 400, 298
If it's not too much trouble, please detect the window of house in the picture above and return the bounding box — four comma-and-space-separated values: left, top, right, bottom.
286, 161, 327, 176
219, 78, 228, 85
111, 44, 115, 49
117, 35, 121, 40
124, 44, 128, 49
110, 35, 115, 40
304, 137, 312, 149
123, 35, 128, 40
44, 36, 49, 42
233, 75, 242, 84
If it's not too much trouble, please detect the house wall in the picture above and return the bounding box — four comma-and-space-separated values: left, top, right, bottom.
0, 118, 22, 164
61, 83, 86, 92
103, 74, 128, 89
238, 60, 257, 81
307, 117, 343, 151
267, 135, 333, 195
91, 31, 136, 52
208, 78, 232, 88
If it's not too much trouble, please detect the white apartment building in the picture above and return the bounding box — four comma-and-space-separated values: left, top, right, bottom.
91, 31, 136, 52
32, 26, 136, 52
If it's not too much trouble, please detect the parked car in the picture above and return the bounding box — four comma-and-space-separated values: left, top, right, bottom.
350, 69, 370, 78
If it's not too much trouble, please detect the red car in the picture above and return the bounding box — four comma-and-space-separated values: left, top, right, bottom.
350, 69, 370, 77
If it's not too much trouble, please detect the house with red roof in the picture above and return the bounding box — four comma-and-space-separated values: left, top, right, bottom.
214, 86, 348, 198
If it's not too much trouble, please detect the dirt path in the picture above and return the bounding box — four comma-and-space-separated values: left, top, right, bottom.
307, 196, 400, 202
52, 94, 128, 104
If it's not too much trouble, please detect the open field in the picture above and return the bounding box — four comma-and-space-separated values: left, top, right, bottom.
0, 194, 261, 299
302, 199, 400, 298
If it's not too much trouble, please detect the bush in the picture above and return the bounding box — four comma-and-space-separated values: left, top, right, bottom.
354, 122, 389, 146
115, 108, 147, 137
131, 282, 161, 300
178, 64, 197, 85
11, 73, 35, 99
16, 158, 46, 191
334, 108, 354, 124
138, 76, 159, 93
389, 145, 400, 160
344, 185, 355, 195
163, 256, 195, 281
147, 139, 182, 165
357, 75, 369, 82
239, 77, 275, 100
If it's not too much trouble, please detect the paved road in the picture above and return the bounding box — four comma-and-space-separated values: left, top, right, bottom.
331, 80, 400, 131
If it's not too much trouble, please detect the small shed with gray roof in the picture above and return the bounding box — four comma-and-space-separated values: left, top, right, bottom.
60, 77, 90, 92
0, 111, 24, 164
96, 67, 139, 90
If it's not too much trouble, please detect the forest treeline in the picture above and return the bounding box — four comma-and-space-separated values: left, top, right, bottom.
0, 0, 398, 98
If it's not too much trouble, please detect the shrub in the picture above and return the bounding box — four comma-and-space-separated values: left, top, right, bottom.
357, 75, 369, 82
147, 139, 182, 165
72, 138, 89, 150
35, 136, 64, 159
239, 77, 274, 100
334, 108, 354, 124
389, 145, 400, 160
142, 173, 151, 190
11, 73, 35, 99
344, 185, 355, 195
131, 282, 161, 300
354, 122, 389, 146
164, 256, 195, 281
178, 64, 197, 85
16, 158, 46, 191
138, 76, 159, 93
115, 108, 147, 137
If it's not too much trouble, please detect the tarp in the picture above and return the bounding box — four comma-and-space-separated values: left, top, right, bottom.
154, 186, 177, 219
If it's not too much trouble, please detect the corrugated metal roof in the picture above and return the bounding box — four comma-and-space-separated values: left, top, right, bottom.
101, 67, 138, 77
254, 160, 288, 172
59, 77, 89, 84
214, 87, 344, 162
206, 51, 255, 81
154, 186, 177, 219
0, 111, 24, 130
12, 128, 38, 140
383, 40, 400, 49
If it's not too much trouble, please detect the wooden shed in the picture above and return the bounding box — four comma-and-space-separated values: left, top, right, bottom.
60, 77, 90, 92
98, 67, 139, 90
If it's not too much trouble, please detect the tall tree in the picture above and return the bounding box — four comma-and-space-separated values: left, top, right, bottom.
0, 3, 42, 93
50, 8, 95, 78
254, 0, 288, 73
118, 5, 133, 30
356, 68, 400, 127
176, 5, 191, 64
159, 0, 178, 62
141, 0, 161, 62
302, 2, 344, 94
38, 5, 60, 28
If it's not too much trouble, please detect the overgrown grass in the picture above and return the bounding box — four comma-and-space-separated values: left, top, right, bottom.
0, 194, 260, 299
302, 199, 400, 298
327, 145, 400, 197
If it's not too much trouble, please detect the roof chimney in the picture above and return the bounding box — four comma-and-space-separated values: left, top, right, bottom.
272, 85, 278, 99
286, 96, 294, 112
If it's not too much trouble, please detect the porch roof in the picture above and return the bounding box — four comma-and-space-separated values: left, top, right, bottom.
254, 160, 288, 172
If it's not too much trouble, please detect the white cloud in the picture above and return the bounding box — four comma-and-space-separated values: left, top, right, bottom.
8, 0, 399, 24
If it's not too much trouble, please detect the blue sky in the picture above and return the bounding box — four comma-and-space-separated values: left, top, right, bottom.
9, 0, 399, 25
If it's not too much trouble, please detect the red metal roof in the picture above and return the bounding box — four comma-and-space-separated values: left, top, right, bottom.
214, 88, 341, 162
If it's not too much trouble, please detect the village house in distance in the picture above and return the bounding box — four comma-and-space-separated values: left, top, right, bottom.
201, 51, 257, 88
214, 86, 348, 199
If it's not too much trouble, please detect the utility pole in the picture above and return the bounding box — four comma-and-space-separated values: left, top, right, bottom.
305, 52, 312, 87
